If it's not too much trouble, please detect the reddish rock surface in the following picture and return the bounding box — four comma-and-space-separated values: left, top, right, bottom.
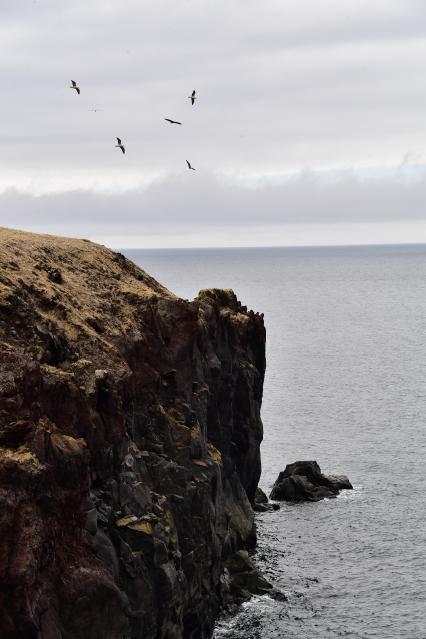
0, 228, 266, 639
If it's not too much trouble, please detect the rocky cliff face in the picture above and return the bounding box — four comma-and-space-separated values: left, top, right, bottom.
0, 229, 265, 639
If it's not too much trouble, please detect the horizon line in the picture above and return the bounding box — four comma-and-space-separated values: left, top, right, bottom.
116, 240, 426, 251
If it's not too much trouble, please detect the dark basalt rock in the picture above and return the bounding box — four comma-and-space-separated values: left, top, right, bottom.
0, 229, 267, 639
255, 487, 268, 504
254, 501, 280, 513
224, 550, 273, 603
253, 486, 280, 512
222, 550, 286, 605
47, 268, 63, 284
270, 460, 353, 502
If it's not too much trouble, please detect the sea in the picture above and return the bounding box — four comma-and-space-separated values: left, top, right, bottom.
125, 245, 426, 639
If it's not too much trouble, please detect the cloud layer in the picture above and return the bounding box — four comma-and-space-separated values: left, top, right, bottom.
3, 168, 426, 247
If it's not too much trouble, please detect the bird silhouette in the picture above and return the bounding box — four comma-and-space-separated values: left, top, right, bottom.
115, 137, 125, 154
186, 160, 196, 170
70, 80, 80, 95
188, 90, 196, 105
165, 118, 182, 125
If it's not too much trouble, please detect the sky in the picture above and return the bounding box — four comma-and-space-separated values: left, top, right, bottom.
2, 0, 426, 247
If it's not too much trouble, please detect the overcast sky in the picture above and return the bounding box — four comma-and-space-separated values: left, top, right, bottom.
2, 0, 426, 247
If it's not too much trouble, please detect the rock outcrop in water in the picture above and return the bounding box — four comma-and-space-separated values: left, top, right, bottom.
270, 461, 352, 502
0, 228, 266, 639
253, 486, 280, 512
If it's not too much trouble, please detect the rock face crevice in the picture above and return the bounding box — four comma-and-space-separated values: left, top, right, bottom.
0, 229, 265, 639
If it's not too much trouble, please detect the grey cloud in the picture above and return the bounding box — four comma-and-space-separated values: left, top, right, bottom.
2, 169, 426, 235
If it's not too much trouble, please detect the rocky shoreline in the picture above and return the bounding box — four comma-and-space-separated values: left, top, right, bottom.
0, 228, 267, 638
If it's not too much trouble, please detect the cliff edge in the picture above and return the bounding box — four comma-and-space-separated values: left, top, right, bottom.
0, 228, 266, 639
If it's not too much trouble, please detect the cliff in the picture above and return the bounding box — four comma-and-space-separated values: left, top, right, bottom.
0, 228, 266, 639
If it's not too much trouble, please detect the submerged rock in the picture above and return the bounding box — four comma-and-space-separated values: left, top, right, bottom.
0, 228, 267, 639
270, 461, 353, 502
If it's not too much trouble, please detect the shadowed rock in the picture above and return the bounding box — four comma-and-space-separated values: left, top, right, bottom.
270, 461, 353, 502
254, 486, 280, 512
227, 550, 272, 598
255, 487, 268, 504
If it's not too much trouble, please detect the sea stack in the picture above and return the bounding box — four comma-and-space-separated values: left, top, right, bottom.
0, 228, 266, 639
270, 460, 353, 502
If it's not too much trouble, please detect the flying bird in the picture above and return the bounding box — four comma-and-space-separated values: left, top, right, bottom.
116, 137, 125, 154
70, 80, 80, 95
165, 118, 182, 125
186, 160, 196, 171
89, 108, 103, 112
188, 90, 196, 105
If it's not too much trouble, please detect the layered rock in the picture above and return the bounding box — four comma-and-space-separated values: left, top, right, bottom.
0, 228, 266, 639
270, 461, 352, 502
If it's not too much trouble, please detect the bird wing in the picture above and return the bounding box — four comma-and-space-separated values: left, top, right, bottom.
192, 90, 196, 97
117, 137, 121, 144
186, 160, 191, 169
76, 87, 80, 95
71, 80, 76, 86
175, 121, 182, 125
191, 97, 195, 105
121, 146, 125, 154
165, 118, 172, 123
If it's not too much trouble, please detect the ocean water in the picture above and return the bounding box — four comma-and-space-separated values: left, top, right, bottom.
125, 245, 426, 639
